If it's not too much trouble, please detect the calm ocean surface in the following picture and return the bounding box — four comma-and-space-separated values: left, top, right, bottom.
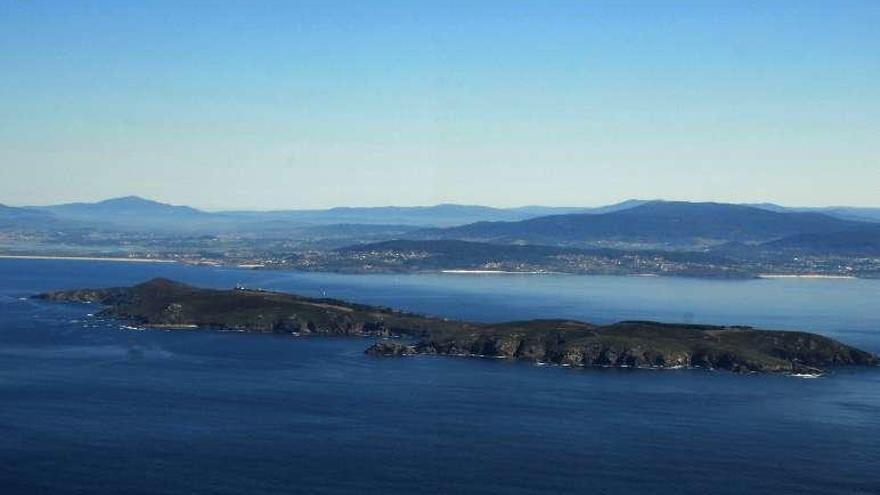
1, 259, 878, 494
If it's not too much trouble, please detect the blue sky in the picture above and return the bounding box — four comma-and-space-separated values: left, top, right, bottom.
1, 1, 878, 209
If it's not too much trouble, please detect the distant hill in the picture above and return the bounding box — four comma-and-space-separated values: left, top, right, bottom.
748, 203, 880, 223
760, 224, 880, 256
219, 202, 634, 227
41, 196, 204, 216
0, 203, 62, 229
221, 204, 537, 227
817, 207, 880, 223
35, 196, 208, 230
413, 201, 864, 249
505, 200, 648, 219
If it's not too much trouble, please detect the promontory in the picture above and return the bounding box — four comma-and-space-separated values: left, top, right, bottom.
35, 278, 878, 375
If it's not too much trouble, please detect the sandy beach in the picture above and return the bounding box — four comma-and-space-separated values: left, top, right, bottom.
757, 274, 856, 280
440, 269, 550, 274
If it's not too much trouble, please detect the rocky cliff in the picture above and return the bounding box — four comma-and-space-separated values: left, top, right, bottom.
37, 278, 878, 375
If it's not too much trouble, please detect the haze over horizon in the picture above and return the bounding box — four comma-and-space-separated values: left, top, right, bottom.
4, 194, 879, 212
2, 1, 878, 209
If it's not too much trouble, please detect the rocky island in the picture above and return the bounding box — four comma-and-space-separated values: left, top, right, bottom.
36, 278, 878, 375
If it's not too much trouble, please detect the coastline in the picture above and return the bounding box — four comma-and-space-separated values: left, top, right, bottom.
757, 274, 856, 280
440, 269, 552, 275
39, 277, 879, 375
0, 254, 177, 264
0, 256, 866, 280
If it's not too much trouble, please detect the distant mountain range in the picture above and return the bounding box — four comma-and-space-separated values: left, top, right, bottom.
12, 196, 627, 231
5, 196, 878, 230
412, 201, 869, 249
215, 200, 649, 227
2, 196, 879, 257
217, 203, 591, 227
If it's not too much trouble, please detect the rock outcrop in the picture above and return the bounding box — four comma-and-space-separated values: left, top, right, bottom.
37, 278, 878, 375
366, 320, 878, 374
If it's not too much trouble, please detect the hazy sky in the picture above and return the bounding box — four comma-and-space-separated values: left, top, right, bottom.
1, 1, 878, 209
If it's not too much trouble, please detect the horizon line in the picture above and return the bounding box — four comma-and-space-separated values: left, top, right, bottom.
5, 195, 880, 212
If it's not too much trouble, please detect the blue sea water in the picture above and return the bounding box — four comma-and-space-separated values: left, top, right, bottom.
1, 259, 879, 494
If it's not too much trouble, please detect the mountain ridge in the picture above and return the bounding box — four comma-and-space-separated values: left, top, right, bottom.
410, 201, 866, 249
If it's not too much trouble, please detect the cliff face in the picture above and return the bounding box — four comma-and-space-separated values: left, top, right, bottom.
37, 278, 410, 336
37, 278, 878, 375
368, 320, 879, 374
37, 278, 470, 337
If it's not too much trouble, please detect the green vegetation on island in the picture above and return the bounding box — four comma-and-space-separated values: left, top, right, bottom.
36, 278, 878, 375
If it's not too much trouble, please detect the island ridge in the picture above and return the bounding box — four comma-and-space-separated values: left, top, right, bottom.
36, 278, 878, 376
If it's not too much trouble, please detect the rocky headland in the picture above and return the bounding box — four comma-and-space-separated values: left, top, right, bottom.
36, 278, 878, 375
